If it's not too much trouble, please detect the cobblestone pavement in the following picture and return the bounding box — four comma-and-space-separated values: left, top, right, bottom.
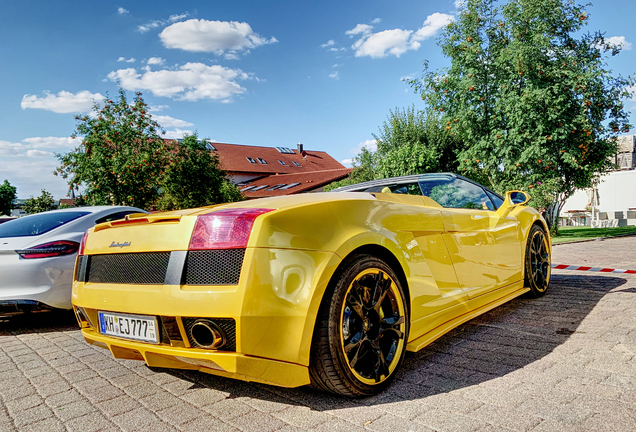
1, 237, 635, 432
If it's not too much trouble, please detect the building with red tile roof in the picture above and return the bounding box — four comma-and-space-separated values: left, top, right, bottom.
209, 142, 351, 197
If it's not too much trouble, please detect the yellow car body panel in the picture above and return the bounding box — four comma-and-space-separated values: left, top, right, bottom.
73, 186, 549, 388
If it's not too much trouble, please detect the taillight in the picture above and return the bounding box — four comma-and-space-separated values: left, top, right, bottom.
16, 240, 80, 259
189, 208, 273, 250
78, 229, 90, 256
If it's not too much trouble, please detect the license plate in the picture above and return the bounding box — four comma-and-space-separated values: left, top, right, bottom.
98, 311, 159, 344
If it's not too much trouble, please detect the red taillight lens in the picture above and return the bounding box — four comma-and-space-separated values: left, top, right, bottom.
189, 208, 273, 250
16, 240, 80, 259
78, 229, 90, 256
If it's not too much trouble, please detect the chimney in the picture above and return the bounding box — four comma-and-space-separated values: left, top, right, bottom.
297, 142, 304, 153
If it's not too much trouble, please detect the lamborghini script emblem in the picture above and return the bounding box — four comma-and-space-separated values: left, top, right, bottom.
109, 241, 131, 248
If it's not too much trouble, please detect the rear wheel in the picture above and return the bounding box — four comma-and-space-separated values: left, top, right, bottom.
309, 254, 408, 397
524, 225, 551, 297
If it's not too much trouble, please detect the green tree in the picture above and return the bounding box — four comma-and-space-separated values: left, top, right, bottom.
410, 0, 635, 230
23, 189, 54, 214
156, 134, 243, 210
55, 90, 243, 210
0, 180, 17, 216
55, 89, 172, 209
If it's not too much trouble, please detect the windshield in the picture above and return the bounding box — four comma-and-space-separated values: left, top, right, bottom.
0, 211, 90, 238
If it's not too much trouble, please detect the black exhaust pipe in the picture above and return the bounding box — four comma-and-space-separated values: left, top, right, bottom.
189, 319, 226, 349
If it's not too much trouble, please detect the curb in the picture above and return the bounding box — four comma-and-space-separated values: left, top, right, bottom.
551, 232, 636, 246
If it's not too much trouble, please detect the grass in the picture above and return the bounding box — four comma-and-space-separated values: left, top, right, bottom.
551, 226, 636, 244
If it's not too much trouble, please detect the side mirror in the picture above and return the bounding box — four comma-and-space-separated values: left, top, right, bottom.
508, 191, 531, 205
496, 190, 531, 217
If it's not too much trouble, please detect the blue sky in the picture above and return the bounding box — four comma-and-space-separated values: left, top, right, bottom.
1, 0, 634, 199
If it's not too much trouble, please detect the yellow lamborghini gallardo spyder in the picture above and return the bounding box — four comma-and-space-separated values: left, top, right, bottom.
72, 173, 551, 396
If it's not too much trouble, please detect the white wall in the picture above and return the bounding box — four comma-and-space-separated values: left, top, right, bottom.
562, 170, 636, 213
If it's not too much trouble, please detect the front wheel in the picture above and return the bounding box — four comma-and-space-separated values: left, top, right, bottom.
309, 254, 408, 397
524, 224, 551, 297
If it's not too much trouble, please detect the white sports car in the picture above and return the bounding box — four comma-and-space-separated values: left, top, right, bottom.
0, 206, 145, 315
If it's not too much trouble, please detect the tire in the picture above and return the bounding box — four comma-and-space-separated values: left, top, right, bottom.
309, 254, 408, 397
524, 224, 551, 297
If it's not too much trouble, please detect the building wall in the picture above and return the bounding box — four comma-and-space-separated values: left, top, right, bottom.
562, 169, 636, 213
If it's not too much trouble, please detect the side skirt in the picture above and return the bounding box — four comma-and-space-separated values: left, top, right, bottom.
406, 283, 530, 352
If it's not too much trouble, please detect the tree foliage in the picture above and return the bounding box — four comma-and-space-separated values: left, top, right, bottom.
0, 180, 17, 216
23, 189, 55, 214
56, 89, 242, 210
410, 0, 635, 228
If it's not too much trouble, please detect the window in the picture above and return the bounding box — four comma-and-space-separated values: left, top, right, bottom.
279, 183, 301, 190
419, 177, 492, 210
246, 157, 257, 164
251, 185, 268, 191
240, 186, 256, 192
278, 160, 287, 166
275, 147, 295, 154
486, 191, 504, 209
0, 211, 90, 238
257, 158, 267, 164
205, 143, 216, 151
292, 161, 301, 167
362, 183, 422, 195
266, 184, 286, 191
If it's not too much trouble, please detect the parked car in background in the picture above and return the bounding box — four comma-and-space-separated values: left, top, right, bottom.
0, 206, 146, 315
72, 173, 550, 396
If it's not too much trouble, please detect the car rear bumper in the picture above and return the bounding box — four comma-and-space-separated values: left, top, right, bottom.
0, 253, 75, 310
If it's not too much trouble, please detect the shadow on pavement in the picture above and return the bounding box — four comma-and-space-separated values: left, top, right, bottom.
160, 273, 631, 410
0, 309, 78, 335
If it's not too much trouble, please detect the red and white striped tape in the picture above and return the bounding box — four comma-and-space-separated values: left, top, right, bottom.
551, 264, 636, 274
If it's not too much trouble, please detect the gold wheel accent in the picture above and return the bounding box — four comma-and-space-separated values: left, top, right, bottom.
339, 268, 406, 385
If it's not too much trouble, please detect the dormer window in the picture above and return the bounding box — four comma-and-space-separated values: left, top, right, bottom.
257, 158, 267, 164
292, 161, 301, 167
278, 160, 287, 166
246, 157, 257, 164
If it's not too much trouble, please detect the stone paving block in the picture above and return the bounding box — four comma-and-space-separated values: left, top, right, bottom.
366, 414, 435, 432
110, 407, 162, 431
96, 394, 141, 417
462, 386, 531, 408
138, 391, 183, 411
98, 366, 133, 380
414, 408, 490, 432
180, 415, 239, 432
34, 380, 72, 398
64, 368, 100, 383
415, 391, 484, 415
12, 404, 54, 428
82, 383, 126, 403
180, 388, 228, 408
0, 381, 37, 401
326, 405, 384, 427
274, 405, 331, 428
516, 398, 592, 425
201, 399, 255, 420
19, 417, 65, 432
52, 400, 97, 422
155, 401, 205, 426
64, 411, 114, 432
227, 410, 289, 432
529, 418, 588, 432
20, 365, 57, 379
45, 389, 84, 408
4, 394, 43, 414
466, 404, 542, 431
108, 372, 147, 388
123, 381, 162, 399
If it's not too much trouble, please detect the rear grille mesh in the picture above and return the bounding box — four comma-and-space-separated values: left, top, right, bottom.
185, 249, 245, 285
182, 318, 236, 351
88, 252, 170, 284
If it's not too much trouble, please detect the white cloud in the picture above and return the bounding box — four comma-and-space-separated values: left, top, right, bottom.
148, 104, 170, 112
332, 63, 343, 68
118, 7, 129, 15
117, 56, 136, 63
22, 137, 76, 149
26, 149, 54, 158
321, 40, 335, 48
353, 139, 377, 153
400, 75, 414, 81
21, 90, 103, 113
347, 13, 453, 58
159, 19, 277, 57
606, 36, 632, 51
153, 115, 194, 128
147, 57, 165, 65
0, 154, 69, 199
162, 129, 194, 139
137, 12, 189, 33
107, 63, 252, 101
0, 140, 23, 156
346, 24, 373, 37
371, 18, 381, 24
341, 158, 353, 166
329, 71, 339, 80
